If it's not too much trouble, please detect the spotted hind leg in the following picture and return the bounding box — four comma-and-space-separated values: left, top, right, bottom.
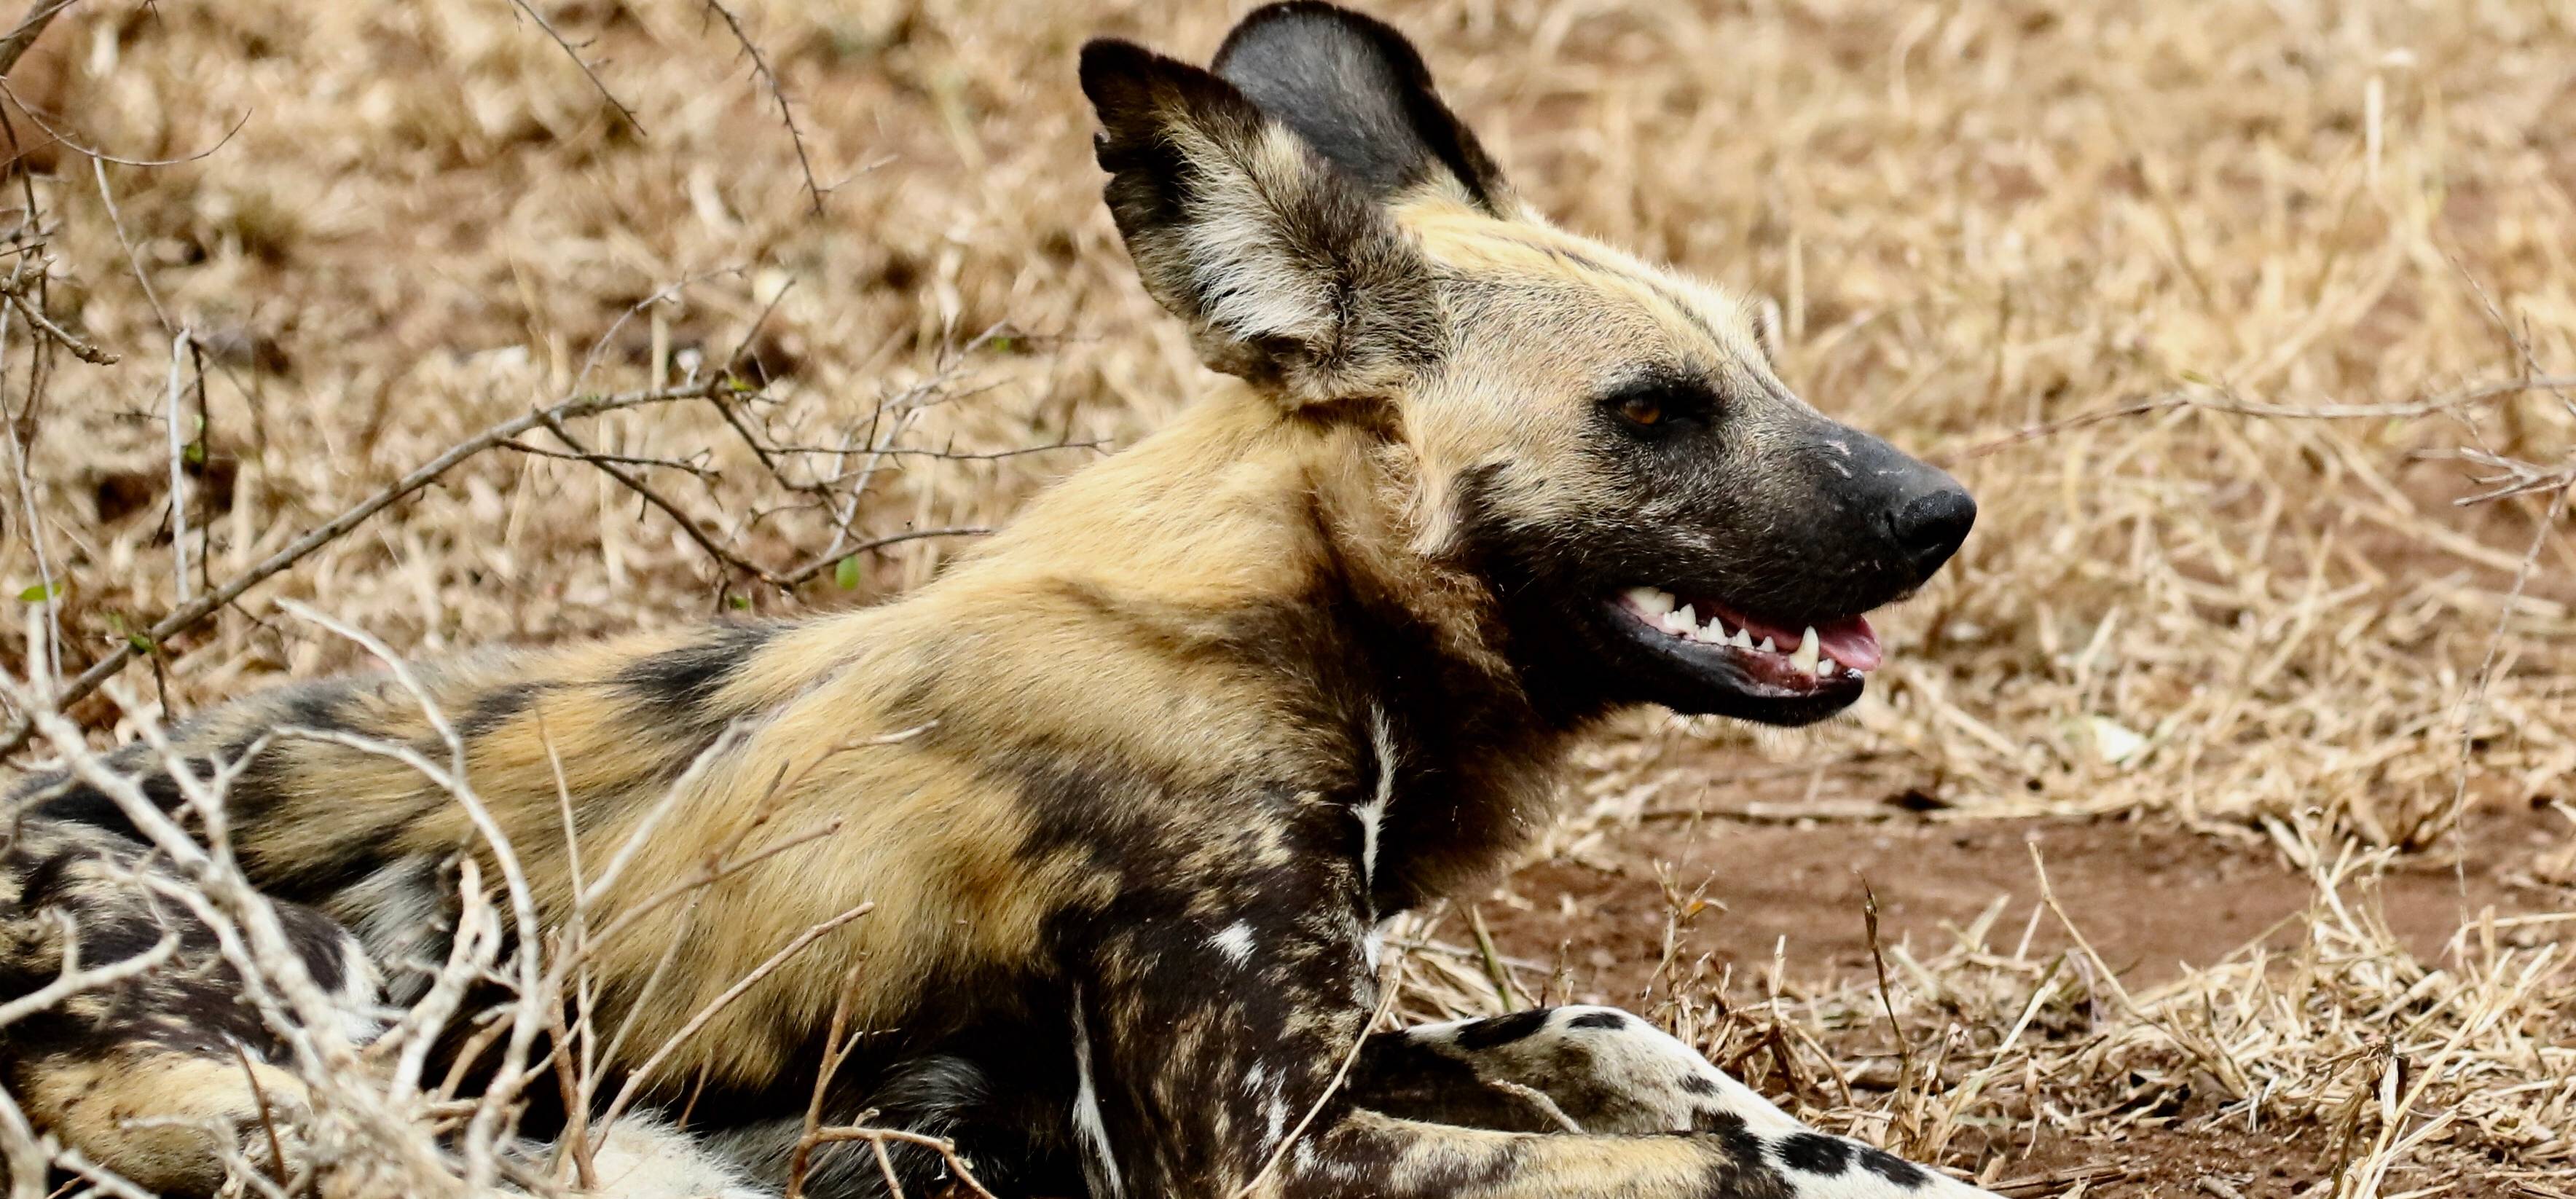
0, 820, 375, 1195
1346, 1004, 1998, 1195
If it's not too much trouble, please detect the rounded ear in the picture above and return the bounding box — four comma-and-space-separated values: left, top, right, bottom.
1080, 39, 1441, 406
1213, 1, 1512, 214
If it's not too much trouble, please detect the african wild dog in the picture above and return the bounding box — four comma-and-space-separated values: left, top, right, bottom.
4, 4, 1986, 1196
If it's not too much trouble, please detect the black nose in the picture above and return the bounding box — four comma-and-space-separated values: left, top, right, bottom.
1889, 486, 1975, 579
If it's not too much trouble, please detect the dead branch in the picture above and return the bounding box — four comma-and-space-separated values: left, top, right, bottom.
535, 406, 780, 586
0, 269, 113, 364
0, 911, 178, 1030
504, 0, 645, 135
699, 0, 824, 214
0, 79, 250, 167
1937, 375, 2576, 465
594, 902, 875, 1136
0, 0, 74, 79
0, 376, 747, 758
796, 1123, 1001, 1199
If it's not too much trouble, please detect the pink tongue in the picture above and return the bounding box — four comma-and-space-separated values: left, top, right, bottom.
1816, 616, 1882, 672
1721, 609, 1883, 672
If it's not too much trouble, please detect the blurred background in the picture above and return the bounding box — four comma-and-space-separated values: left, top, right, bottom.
2, 1, 2572, 1194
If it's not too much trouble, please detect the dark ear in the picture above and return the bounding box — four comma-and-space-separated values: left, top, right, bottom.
1213, 1, 1511, 213
1080, 39, 1441, 406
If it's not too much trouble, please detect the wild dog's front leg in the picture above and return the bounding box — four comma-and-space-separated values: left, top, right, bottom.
1073, 888, 1996, 1199
1348, 1005, 1806, 1136
1349, 1006, 1991, 1195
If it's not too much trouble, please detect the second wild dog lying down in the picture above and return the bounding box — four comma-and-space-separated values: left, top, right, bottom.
4, 3, 1989, 1196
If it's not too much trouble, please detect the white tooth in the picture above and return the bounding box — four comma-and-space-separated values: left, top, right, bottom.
1818, 659, 1837, 677
1662, 604, 1697, 636
1625, 587, 1674, 617
1756, 636, 1776, 654
1791, 626, 1821, 674
1729, 628, 1754, 649
1690, 622, 1724, 643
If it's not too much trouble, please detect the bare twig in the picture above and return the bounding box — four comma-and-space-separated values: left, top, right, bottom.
535, 407, 777, 586
91, 158, 171, 332
1937, 375, 2576, 465
0, 0, 74, 79
503, 0, 645, 135
0, 274, 114, 364
165, 329, 191, 604
0, 79, 250, 167
699, 0, 824, 214
0, 914, 177, 1030
595, 903, 875, 1136
0, 377, 745, 757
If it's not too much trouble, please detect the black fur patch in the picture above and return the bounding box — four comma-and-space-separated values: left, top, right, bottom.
1858, 1144, 1933, 1187
458, 682, 543, 737
1565, 1009, 1628, 1031
1779, 1131, 1853, 1176
1347, 1031, 1563, 1134
1450, 1008, 1550, 1051
612, 623, 777, 722
1212, 1, 1508, 211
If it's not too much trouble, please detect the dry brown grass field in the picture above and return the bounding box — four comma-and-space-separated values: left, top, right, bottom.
2, 0, 2573, 1195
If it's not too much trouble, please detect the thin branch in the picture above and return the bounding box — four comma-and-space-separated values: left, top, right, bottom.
503, 0, 645, 135
0, 79, 251, 168
0, 0, 75, 78
0, 917, 178, 1030
1936, 375, 2576, 465
536, 407, 777, 584
0, 377, 745, 757
596, 903, 874, 1136
700, 0, 824, 214
91, 158, 172, 332
165, 330, 191, 604
495, 437, 718, 480
798, 1124, 1000, 1199
778, 526, 993, 586
0, 278, 114, 364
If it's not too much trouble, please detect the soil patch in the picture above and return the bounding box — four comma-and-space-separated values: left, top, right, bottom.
1482, 755, 2567, 1005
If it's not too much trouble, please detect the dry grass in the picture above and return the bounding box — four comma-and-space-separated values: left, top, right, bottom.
1, 0, 2572, 1195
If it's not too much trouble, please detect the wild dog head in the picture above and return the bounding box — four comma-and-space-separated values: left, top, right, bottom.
1080, 2, 1974, 727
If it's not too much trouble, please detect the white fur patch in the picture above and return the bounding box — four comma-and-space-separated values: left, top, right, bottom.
1069, 988, 1126, 1199
578, 1113, 773, 1199
1209, 921, 1257, 967
1354, 706, 1397, 892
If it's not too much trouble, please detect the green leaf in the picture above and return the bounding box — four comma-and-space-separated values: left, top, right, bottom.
833, 555, 862, 589
729, 594, 752, 610
127, 633, 157, 655
183, 441, 207, 466
17, 581, 59, 602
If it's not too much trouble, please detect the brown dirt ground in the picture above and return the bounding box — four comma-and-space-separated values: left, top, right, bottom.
1477, 744, 2572, 1198
1488, 749, 2566, 1002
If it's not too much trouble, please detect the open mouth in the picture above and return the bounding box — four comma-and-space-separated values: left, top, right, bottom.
1614, 586, 1882, 696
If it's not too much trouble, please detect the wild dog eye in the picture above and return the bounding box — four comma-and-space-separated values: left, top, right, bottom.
1599, 380, 1712, 436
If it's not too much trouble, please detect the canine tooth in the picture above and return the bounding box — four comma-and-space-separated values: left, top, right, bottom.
1791, 626, 1821, 674
1729, 628, 1753, 649
1625, 587, 1674, 617
1662, 604, 1697, 635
